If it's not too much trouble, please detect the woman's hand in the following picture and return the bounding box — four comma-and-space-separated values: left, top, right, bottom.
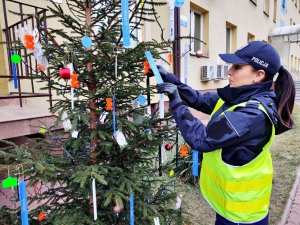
156, 83, 180, 101
147, 65, 169, 81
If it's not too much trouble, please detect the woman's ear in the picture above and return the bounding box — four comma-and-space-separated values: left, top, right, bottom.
254, 70, 266, 83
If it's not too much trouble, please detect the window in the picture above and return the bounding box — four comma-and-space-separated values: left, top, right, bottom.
190, 5, 209, 55
190, 10, 202, 52
247, 33, 255, 43
129, 13, 142, 48
273, 0, 277, 22
226, 22, 237, 53
291, 55, 294, 68
226, 28, 231, 53
128, 1, 142, 48
264, 0, 270, 16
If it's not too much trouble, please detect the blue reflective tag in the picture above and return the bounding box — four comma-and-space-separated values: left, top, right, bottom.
19, 180, 29, 225
145, 51, 163, 84
121, 0, 130, 47
192, 150, 199, 176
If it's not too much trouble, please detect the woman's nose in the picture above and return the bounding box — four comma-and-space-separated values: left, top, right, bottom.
228, 66, 234, 76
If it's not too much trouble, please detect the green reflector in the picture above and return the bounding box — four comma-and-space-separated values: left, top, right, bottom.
2, 177, 18, 188
11, 54, 21, 64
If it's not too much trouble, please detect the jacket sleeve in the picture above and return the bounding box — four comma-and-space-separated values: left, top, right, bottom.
169, 98, 271, 152
164, 73, 219, 114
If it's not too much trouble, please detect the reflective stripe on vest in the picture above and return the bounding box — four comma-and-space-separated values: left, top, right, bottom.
200, 98, 275, 223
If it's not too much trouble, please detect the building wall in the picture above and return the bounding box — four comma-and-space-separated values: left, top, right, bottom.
0, 20, 9, 95
1, 0, 300, 99
152, 0, 300, 91
0, 0, 73, 107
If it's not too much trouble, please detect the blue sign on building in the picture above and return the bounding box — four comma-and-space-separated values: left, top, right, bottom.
281, 0, 287, 14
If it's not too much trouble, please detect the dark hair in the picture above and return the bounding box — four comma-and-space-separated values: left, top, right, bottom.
251, 65, 295, 129
274, 66, 295, 129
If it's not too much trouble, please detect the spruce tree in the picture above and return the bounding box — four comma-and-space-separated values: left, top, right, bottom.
0, 0, 185, 224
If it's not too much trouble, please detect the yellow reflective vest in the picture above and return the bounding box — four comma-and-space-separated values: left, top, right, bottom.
200, 98, 275, 223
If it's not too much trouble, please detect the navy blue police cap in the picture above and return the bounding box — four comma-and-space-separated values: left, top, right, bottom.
219, 41, 281, 75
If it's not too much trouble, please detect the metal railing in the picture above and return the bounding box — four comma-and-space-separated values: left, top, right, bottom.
288, 66, 300, 81
0, 0, 52, 108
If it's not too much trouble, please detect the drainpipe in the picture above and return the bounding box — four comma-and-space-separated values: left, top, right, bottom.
173, 6, 180, 166
173, 7, 181, 79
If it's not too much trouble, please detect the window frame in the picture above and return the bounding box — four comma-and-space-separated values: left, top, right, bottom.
264, 0, 270, 16
190, 9, 203, 53
128, 13, 142, 48
273, 0, 277, 22
247, 32, 255, 43
226, 27, 232, 53
225, 21, 237, 53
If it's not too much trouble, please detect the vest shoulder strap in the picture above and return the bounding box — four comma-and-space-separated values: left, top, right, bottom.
211, 99, 274, 125
209, 98, 225, 120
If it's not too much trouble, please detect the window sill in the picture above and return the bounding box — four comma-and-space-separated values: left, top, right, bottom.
47, 0, 63, 3
190, 52, 209, 58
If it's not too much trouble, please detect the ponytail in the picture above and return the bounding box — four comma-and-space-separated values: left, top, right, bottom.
274, 66, 295, 129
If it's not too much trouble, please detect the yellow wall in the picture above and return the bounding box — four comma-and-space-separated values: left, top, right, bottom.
153, 0, 300, 90
0, 22, 9, 95
1, 0, 300, 100
0, 0, 71, 106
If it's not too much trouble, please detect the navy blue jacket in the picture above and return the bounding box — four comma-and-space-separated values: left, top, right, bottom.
164, 73, 287, 166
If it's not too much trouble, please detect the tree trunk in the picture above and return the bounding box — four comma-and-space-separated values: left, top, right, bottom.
85, 0, 99, 218
85, 0, 97, 165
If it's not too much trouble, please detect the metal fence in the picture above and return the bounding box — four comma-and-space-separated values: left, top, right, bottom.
0, 0, 52, 108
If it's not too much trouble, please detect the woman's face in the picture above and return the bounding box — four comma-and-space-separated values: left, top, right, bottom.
228, 64, 265, 87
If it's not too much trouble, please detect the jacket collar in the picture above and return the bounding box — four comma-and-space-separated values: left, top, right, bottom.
217, 80, 274, 105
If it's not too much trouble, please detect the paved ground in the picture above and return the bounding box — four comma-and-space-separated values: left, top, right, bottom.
281, 101, 300, 225
280, 164, 300, 225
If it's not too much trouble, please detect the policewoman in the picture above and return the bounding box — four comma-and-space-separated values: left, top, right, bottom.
156, 41, 295, 225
